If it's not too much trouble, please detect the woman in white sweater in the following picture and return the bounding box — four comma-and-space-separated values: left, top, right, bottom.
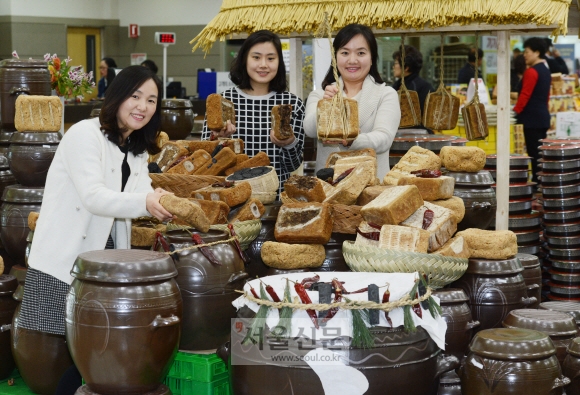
20, 66, 173, 395
303, 24, 401, 180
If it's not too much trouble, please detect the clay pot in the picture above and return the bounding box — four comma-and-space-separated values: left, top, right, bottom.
390, 135, 455, 154
160, 99, 195, 140
66, 250, 182, 395
449, 257, 536, 332
433, 288, 480, 360
540, 301, 580, 330
163, 228, 246, 352
246, 203, 281, 278
11, 304, 74, 394
518, 253, 542, 308
0, 59, 51, 132
228, 324, 460, 395
75, 384, 171, 395
437, 371, 463, 395
0, 131, 14, 163
485, 154, 531, 170
461, 328, 570, 394
8, 132, 60, 186
448, 171, 496, 231
0, 156, 16, 208
0, 185, 43, 265
502, 309, 577, 366
563, 337, 580, 395
0, 274, 17, 380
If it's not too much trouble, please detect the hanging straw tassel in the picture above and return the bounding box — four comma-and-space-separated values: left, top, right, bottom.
461, 32, 489, 141
423, 34, 460, 131
189, 0, 571, 54
398, 35, 422, 128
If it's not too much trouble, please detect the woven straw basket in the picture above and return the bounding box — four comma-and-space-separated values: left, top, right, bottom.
252, 191, 277, 204
226, 166, 279, 194
342, 241, 468, 288
149, 174, 224, 198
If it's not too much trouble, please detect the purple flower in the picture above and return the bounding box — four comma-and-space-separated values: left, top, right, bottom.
44, 53, 51, 62
12, 51, 19, 59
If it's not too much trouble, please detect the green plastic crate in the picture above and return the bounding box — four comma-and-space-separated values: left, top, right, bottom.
167, 353, 228, 382
164, 375, 230, 395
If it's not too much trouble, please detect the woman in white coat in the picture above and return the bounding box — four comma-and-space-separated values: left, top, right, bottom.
303, 24, 401, 180
19, 65, 173, 395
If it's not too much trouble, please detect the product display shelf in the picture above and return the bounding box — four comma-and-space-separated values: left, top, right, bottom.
440, 124, 524, 155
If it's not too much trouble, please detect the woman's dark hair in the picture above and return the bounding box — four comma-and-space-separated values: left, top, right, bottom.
99, 66, 162, 155
229, 30, 287, 93
523, 37, 547, 59
514, 54, 526, 76
102, 57, 117, 68
321, 24, 384, 89
467, 48, 484, 63
392, 45, 424, 75
141, 59, 158, 74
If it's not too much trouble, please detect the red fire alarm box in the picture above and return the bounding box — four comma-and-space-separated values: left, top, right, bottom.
129, 24, 139, 38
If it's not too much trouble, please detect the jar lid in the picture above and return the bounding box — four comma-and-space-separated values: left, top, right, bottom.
517, 253, 540, 269
0, 155, 8, 170
161, 98, 193, 109
0, 131, 14, 144
470, 328, 556, 360
70, 249, 178, 283
1, 185, 44, 203
0, 59, 49, 68
9, 132, 61, 144
432, 288, 468, 303
502, 309, 578, 337
446, 170, 495, 186
439, 370, 461, 385
0, 274, 17, 296
465, 256, 523, 275
539, 301, 580, 324
567, 337, 580, 357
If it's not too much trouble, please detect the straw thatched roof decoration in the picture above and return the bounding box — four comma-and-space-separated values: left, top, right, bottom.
190, 0, 571, 53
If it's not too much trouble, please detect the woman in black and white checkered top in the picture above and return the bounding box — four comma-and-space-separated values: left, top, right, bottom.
201, 30, 305, 198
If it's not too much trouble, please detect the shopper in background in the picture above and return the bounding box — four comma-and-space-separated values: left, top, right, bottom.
20, 65, 173, 395
391, 45, 434, 114
492, 54, 526, 101
200, 30, 305, 198
97, 57, 117, 98
544, 38, 569, 75
303, 23, 400, 180
514, 37, 551, 183
457, 48, 484, 84
141, 59, 158, 74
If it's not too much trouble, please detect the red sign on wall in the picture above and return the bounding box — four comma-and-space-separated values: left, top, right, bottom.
129, 24, 139, 38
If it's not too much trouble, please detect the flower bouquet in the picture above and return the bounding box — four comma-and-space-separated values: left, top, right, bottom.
12, 51, 95, 99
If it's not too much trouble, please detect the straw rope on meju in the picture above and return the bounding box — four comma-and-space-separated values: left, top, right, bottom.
189, 0, 571, 53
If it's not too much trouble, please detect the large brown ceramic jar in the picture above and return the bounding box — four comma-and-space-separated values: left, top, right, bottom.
0, 59, 51, 132
8, 132, 60, 186
66, 250, 182, 395
163, 228, 246, 351
461, 328, 570, 394
433, 288, 480, 360
0, 185, 42, 265
449, 257, 536, 332
563, 337, 580, 395
75, 384, 171, 395
11, 288, 74, 394
0, 274, 17, 379
437, 371, 463, 395
229, 324, 459, 395
447, 171, 497, 231
0, 132, 14, 163
0, 156, 16, 200
160, 99, 195, 140
517, 253, 542, 308
502, 309, 577, 366
246, 203, 280, 278
540, 301, 580, 330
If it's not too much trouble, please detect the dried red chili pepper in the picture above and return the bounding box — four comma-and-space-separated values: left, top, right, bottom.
346, 287, 369, 295
191, 234, 221, 266
330, 167, 355, 186
153, 232, 171, 252
356, 227, 380, 241
293, 281, 319, 329
410, 169, 442, 178
331, 278, 348, 294
422, 209, 434, 230
322, 278, 343, 323
300, 274, 320, 289
412, 291, 423, 318
367, 222, 382, 230
228, 224, 250, 263
260, 279, 281, 302
249, 285, 259, 299
383, 288, 393, 327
